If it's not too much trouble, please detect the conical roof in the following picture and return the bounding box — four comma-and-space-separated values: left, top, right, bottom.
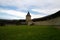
26, 12, 31, 16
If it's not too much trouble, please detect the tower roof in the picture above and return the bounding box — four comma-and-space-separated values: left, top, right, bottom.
26, 12, 31, 16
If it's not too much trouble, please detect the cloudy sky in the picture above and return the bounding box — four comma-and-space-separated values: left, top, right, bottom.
0, 0, 60, 20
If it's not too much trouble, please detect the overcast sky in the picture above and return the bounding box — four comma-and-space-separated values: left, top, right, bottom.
0, 0, 60, 19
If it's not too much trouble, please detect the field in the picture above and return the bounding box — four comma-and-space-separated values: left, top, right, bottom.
0, 25, 60, 40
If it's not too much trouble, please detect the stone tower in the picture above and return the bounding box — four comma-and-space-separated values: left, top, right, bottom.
26, 12, 32, 25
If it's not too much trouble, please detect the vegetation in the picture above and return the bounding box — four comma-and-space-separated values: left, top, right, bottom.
0, 25, 60, 40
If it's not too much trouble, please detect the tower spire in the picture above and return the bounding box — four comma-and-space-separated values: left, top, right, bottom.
27, 11, 31, 16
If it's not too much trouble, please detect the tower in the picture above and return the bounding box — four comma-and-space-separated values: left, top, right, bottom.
26, 12, 32, 25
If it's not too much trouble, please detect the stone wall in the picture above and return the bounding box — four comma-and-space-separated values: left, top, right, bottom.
34, 17, 60, 25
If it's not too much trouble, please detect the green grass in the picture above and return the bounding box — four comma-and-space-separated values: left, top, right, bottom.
0, 25, 60, 40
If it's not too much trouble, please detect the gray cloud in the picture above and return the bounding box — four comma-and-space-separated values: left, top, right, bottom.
0, 0, 60, 10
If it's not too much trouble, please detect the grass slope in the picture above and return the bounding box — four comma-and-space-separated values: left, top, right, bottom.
0, 25, 60, 40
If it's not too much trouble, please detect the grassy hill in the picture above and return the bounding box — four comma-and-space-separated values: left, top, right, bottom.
0, 25, 60, 40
